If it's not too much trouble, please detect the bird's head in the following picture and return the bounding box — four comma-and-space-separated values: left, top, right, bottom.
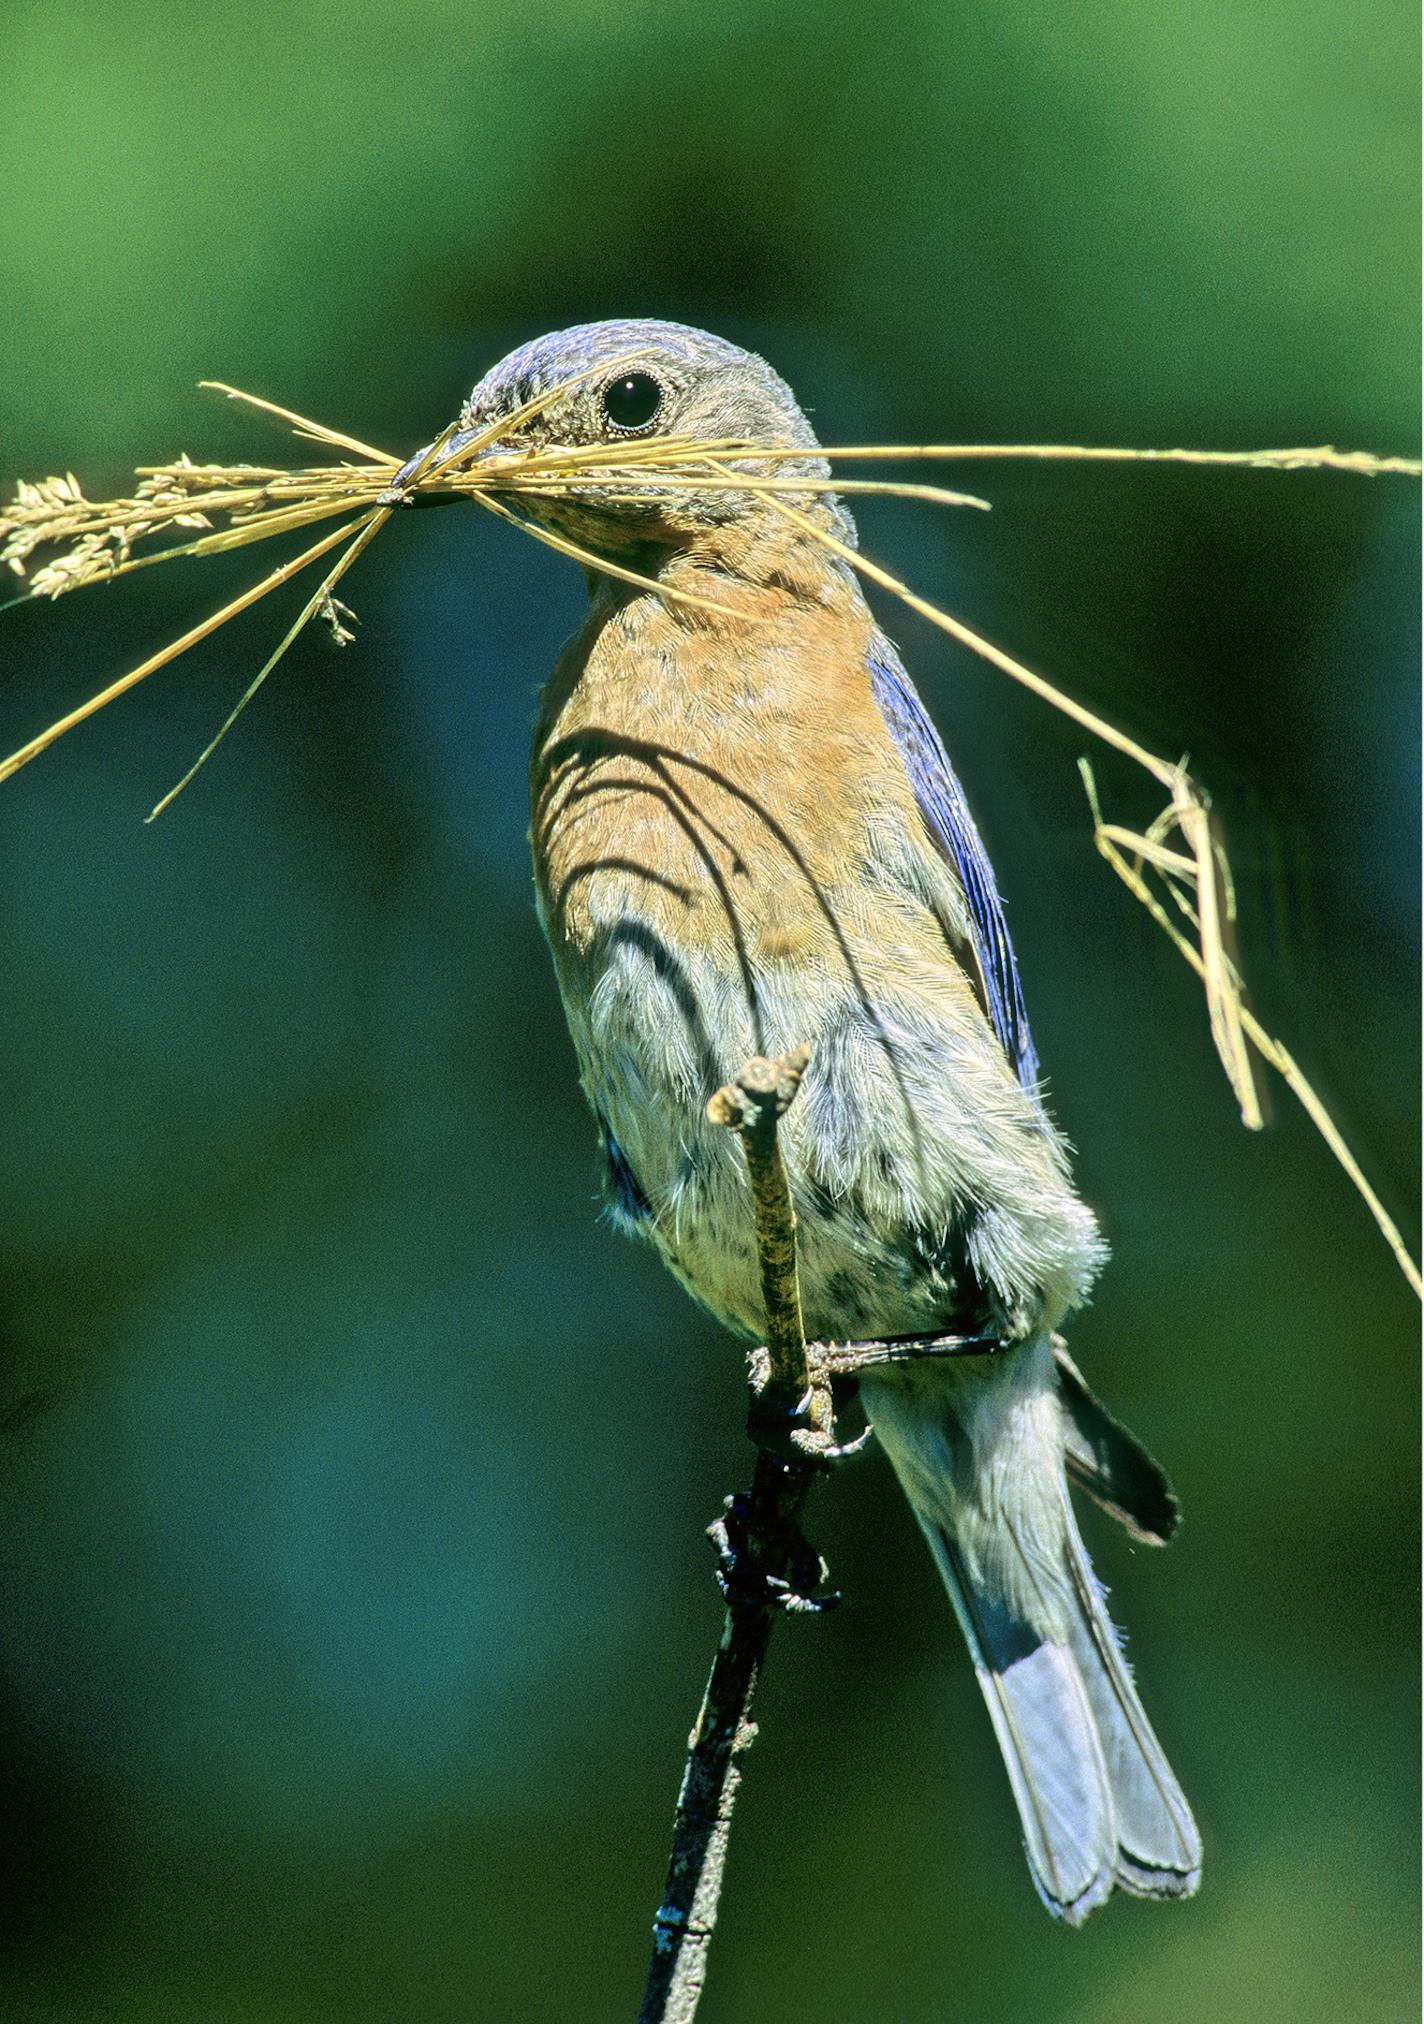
402, 319, 853, 559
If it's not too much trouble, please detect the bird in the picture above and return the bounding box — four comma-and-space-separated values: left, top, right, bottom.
430, 318, 1201, 1923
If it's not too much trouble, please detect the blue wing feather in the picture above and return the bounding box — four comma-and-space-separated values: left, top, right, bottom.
867, 642, 1040, 1094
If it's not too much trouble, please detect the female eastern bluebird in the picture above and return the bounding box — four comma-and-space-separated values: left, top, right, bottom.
435, 319, 1200, 1921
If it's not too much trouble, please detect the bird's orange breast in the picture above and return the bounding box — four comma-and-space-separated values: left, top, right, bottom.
530, 562, 941, 983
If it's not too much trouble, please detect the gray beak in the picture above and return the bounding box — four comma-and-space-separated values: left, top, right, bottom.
380, 425, 485, 506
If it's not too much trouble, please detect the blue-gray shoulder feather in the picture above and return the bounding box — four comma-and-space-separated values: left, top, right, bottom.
867, 641, 1040, 1093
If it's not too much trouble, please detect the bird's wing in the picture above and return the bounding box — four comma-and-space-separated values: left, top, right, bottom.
1053, 1342, 1181, 1545
867, 638, 1040, 1094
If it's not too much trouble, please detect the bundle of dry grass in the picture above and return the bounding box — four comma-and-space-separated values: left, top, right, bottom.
2, 365, 1418, 1289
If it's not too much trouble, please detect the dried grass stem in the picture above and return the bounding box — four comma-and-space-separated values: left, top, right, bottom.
2, 368, 1417, 1291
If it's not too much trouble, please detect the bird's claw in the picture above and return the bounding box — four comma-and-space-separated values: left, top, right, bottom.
708, 1491, 841, 1614
820, 1421, 876, 1463
745, 1377, 875, 1469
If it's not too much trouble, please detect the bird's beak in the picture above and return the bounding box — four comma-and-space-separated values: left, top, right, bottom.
380, 425, 487, 507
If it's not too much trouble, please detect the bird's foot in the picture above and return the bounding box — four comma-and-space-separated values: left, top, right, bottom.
745, 1376, 874, 1469
708, 1490, 841, 1615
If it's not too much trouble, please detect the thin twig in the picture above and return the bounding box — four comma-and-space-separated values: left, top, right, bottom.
707, 1050, 816, 1408
634, 1453, 793, 2024
638, 1053, 1003, 2024
638, 1046, 822, 2024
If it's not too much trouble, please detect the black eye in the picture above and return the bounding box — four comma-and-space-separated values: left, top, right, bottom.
601, 372, 663, 434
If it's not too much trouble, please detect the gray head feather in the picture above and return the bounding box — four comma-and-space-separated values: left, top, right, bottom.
459, 319, 855, 548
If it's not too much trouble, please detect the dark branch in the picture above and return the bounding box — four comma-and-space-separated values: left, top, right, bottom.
637, 1048, 821, 2024
637, 1049, 1002, 2022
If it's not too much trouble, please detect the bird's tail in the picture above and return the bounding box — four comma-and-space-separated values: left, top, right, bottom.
862, 1340, 1201, 1924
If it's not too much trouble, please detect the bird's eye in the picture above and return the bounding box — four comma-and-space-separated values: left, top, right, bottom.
601, 372, 664, 434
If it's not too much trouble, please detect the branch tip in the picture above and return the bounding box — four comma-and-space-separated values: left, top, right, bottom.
706, 1044, 812, 1132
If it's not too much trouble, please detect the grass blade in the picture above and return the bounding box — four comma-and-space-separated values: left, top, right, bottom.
146, 507, 391, 819
0, 516, 367, 786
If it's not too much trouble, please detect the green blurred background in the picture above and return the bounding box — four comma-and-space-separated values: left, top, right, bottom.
0, 3, 1418, 2019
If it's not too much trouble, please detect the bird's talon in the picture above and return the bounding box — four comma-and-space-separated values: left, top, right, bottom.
746, 1379, 872, 1469
821, 1423, 877, 1464
708, 1494, 840, 1613
745, 1383, 821, 1465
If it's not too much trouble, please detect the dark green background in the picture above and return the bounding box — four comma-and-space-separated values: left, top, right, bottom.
1, 4, 1418, 2019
